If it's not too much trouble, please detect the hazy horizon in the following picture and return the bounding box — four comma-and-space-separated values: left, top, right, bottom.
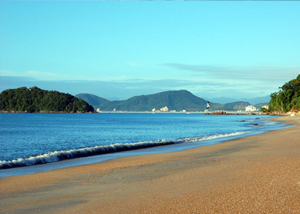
74, 89, 270, 105
1, 2, 299, 101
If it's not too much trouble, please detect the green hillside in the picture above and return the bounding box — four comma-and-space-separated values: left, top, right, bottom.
0, 87, 94, 113
255, 102, 269, 110
222, 101, 251, 111
78, 90, 246, 111
77, 90, 263, 112
79, 90, 209, 111
97, 90, 207, 111
269, 74, 300, 112
76, 93, 109, 106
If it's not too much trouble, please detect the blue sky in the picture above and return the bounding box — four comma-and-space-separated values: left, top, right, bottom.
0, 1, 299, 101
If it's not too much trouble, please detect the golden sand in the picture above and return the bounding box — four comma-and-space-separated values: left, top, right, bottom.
1, 116, 300, 213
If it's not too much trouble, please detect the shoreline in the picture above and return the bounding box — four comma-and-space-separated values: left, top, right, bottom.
0, 110, 95, 113
1, 116, 300, 213
1, 110, 294, 116
0, 110, 267, 114
0, 115, 284, 176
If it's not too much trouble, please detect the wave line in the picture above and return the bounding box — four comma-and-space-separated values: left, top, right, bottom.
0, 132, 246, 169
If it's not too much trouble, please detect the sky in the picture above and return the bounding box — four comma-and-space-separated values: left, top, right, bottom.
0, 1, 299, 101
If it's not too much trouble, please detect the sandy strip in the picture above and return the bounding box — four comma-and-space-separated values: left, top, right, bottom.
1, 116, 300, 213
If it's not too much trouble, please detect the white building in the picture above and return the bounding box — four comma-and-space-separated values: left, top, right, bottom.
160, 106, 169, 112
262, 105, 269, 110
245, 105, 257, 112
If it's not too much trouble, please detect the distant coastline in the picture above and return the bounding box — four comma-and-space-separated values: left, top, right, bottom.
0, 110, 269, 115
76, 90, 266, 112
0, 110, 95, 114
1, 110, 287, 116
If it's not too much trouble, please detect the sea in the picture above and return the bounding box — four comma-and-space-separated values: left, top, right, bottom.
0, 113, 287, 178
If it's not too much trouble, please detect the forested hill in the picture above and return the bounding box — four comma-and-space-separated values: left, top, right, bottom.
76, 93, 109, 107
77, 90, 250, 111
222, 101, 251, 111
99, 90, 209, 111
269, 74, 300, 112
0, 87, 94, 113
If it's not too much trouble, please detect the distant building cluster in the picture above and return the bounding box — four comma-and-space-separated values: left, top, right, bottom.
152, 106, 184, 113
152, 107, 169, 112
245, 105, 257, 112
245, 105, 269, 112
97, 105, 269, 113
160, 106, 169, 112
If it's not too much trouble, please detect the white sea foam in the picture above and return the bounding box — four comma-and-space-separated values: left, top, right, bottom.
0, 132, 246, 169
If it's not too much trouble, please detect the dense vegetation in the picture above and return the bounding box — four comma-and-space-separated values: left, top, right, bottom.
269, 74, 300, 112
0, 87, 94, 113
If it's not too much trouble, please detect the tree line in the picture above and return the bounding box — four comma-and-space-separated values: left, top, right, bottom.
268, 74, 300, 112
0, 87, 94, 113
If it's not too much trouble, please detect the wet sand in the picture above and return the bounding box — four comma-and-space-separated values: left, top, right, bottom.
1, 116, 300, 213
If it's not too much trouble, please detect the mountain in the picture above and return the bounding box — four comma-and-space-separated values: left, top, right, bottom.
208, 95, 270, 105
77, 90, 253, 112
0, 87, 94, 113
78, 90, 210, 111
222, 101, 251, 111
76, 93, 109, 106
255, 103, 269, 110
98, 90, 208, 111
246, 96, 270, 105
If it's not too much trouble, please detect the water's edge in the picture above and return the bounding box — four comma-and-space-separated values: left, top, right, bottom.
0, 117, 287, 178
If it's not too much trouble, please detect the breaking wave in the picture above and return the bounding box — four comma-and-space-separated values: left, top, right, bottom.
0, 132, 246, 169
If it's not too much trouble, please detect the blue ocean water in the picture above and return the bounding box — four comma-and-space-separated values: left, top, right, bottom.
0, 113, 285, 176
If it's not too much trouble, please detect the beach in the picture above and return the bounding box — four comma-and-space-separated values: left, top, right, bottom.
1, 116, 300, 213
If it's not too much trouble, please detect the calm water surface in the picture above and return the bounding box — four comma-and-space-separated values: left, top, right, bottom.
0, 113, 285, 174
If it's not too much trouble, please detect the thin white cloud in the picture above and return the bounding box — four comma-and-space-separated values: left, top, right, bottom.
0, 70, 139, 82
2, 66, 298, 100
0, 70, 26, 77
26, 71, 68, 81
162, 63, 299, 82
1, 70, 70, 81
